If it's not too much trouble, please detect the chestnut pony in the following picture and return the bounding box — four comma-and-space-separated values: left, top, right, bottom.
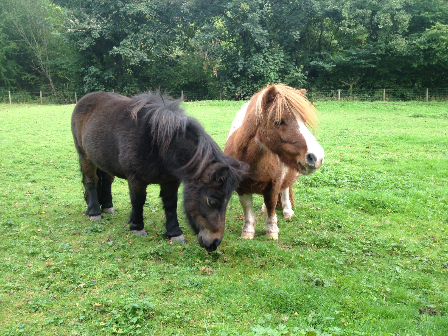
224, 85, 324, 239
71, 91, 246, 252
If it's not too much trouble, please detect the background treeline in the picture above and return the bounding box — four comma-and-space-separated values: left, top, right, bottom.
0, 0, 447, 100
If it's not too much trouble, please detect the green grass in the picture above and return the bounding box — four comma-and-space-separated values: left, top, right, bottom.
0, 100, 447, 335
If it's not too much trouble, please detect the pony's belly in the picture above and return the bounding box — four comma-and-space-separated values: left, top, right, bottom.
237, 179, 271, 195
236, 154, 299, 195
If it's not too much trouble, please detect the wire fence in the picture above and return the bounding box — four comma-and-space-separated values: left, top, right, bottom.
1, 88, 448, 105
306, 88, 448, 103
0, 90, 218, 105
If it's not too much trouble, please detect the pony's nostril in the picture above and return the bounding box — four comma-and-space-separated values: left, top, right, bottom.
306, 153, 317, 167
198, 235, 204, 247
205, 238, 221, 252
212, 238, 221, 249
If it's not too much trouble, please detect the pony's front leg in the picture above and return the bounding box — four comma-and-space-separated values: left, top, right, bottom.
263, 191, 279, 240
280, 187, 294, 220
239, 194, 256, 239
160, 182, 186, 243
127, 180, 148, 236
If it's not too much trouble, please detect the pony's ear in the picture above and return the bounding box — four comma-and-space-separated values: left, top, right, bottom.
262, 86, 278, 108
212, 165, 230, 182
212, 159, 249, 182
298, 89, 307, 95
226, 156, 249, 175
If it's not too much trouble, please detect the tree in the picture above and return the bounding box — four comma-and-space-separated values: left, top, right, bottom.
301, 0, 448, 89
0, 10, 20, 90
3, 0, 66, 94
62, 0, 210, 94
1, 0, 448, 94
189, 0, 309, 99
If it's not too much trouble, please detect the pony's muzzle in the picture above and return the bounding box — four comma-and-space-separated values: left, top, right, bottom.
306, 153, 317, 167
198, 233, 222, 252
299, 153, 323, 174
305, 152, 323, 170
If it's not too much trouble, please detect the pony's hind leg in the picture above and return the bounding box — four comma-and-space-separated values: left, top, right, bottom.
96, 169, 115, 215
80, 159, 102, 220
262, 186, 295, 220
239, 194, 256, 239
280, 187, 294, 220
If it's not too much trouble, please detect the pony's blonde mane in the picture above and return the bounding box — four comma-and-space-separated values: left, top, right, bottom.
254, 85, 318, 130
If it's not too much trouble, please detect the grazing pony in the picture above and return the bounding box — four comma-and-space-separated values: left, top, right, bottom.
224, 85, 324, 239
71, 91, 247, 252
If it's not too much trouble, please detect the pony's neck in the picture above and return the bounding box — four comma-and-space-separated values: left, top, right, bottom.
170, 121, 217, 181
234, 104, 259, 142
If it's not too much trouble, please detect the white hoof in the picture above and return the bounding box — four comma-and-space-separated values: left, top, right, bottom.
283, 209, 294, 220
170, 234, 187, 244
241, 231, 255, 239
265, 215, 278, 240
89, 215, 102, 221
102, 207, 115, 215
261, 203, 266, 212
266, 232, 278, 240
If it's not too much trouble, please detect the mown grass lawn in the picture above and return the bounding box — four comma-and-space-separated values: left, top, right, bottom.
0, 100, 447, 335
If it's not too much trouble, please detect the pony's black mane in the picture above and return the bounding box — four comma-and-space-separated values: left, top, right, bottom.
130, 91, 187, 155
129, 91, 243, 188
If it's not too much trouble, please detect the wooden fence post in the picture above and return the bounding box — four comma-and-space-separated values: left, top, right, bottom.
75, 92, 77, 104
220, 92, 222, 100
338, 89, 341, 101
40, 91, 43, 104
9, 91, 11, 104
383, 89, 386, 101
426, 88, 429, 102
181, 90, 184, 101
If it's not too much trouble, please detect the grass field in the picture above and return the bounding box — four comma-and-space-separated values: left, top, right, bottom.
0, 100, 447, 335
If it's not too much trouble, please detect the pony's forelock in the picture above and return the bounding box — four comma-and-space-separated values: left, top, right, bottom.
255, 85, 318, 130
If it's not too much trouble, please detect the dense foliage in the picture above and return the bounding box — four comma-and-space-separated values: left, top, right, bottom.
1, 0, 447, 98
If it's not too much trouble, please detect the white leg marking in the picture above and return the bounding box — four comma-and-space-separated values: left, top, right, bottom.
265, 214, 279, 240
281, 188, 294, 220
239, 194, 256, 239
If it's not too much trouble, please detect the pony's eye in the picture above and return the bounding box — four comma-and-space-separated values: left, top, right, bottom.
275, 119, 285, 127
206, 197, 220, 208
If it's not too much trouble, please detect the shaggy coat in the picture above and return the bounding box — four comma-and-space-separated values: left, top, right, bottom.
224, 85, 324, 239
71, 91, 247, 251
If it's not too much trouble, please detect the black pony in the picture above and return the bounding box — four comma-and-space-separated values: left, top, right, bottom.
71, 91, 247, 252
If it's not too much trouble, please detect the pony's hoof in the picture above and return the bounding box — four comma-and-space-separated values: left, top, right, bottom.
89, 215, 102, 221
261, 203, 266, 212
102, 207, 115, 215
283, 209, 294, 220
129, 222, 144, 231
241, 231, 255, 239
266, 232, 278, 240
132, 229, 148, 236
170, 234, 187, 244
